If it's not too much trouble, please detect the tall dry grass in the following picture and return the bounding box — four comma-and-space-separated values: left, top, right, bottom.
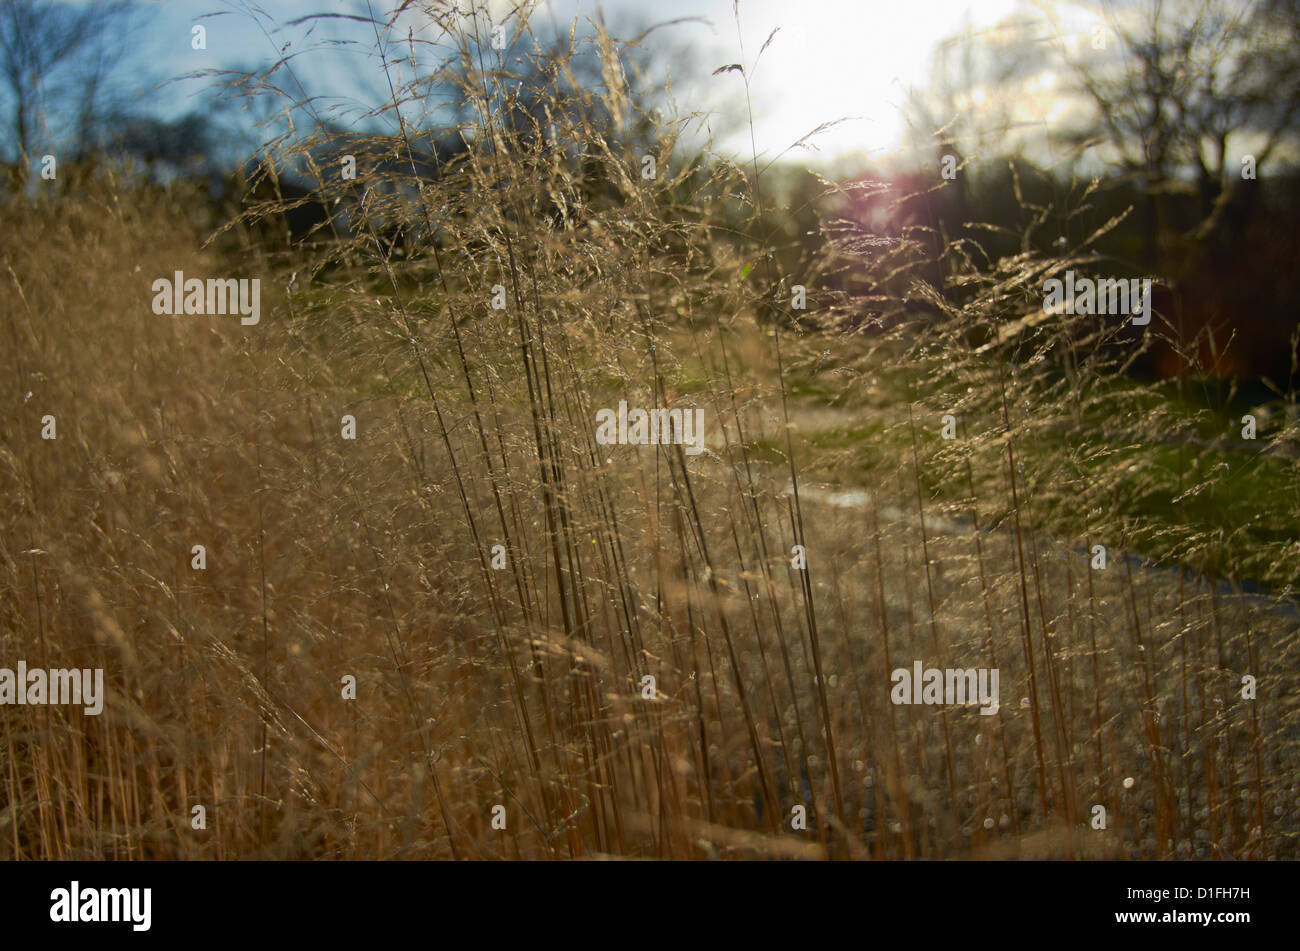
1, 1, 1297, 860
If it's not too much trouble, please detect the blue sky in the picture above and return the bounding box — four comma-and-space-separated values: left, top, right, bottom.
94, 0, 1096, 170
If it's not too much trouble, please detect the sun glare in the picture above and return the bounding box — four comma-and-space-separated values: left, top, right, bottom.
711, 0, 1022, 163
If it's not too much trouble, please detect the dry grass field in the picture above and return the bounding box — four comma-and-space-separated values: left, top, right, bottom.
2, 6, 1297, 861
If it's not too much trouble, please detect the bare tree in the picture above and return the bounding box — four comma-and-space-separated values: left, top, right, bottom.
0, 0, 134, 183
905, 13, 1058, 167
1067, 0, 1300, 271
